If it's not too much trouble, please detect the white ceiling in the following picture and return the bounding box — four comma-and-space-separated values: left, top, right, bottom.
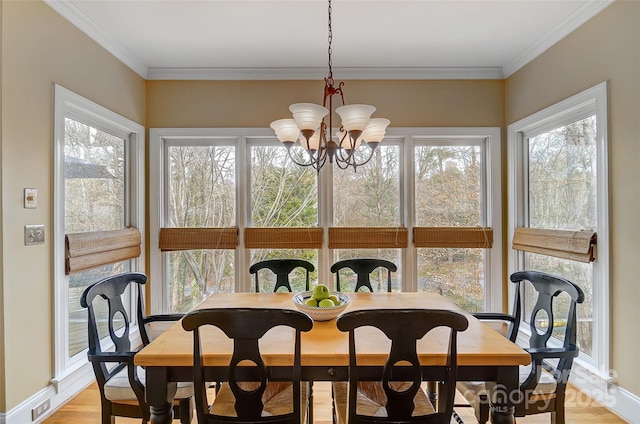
45, 0, 613, 80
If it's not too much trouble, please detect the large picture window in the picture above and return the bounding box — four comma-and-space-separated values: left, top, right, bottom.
508, 82, 609, 374
149, 127, 502, 313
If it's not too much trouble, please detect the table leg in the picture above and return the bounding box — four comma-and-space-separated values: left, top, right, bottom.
146, 367, 177, 424
489, 366, 518, 424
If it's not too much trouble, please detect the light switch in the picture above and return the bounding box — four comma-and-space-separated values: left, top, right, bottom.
25, 224, 45, 245
24, 188, 37, 208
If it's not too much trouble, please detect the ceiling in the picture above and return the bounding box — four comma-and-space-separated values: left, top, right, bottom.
45, 0, 613, 80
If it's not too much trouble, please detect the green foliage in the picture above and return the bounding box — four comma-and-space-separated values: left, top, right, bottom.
251, 146, 317, 227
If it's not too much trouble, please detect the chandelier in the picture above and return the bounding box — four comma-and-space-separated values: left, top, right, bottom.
269, 0, 390, 172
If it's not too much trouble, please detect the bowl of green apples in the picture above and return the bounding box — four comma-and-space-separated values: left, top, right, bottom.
292, 284, 350, 321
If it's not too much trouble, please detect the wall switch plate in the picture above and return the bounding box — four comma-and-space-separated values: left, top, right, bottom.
25, 224, 45, 245
24, 188, 37, 208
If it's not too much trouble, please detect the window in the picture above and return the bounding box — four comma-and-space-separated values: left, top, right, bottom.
508, 82, 609, 375
150, 127, 502, 313
53, 85, 144, 380
414, 141, 487, 312
249, 142, 319, 292
165, 139, 237, 312
332, 145, 402, 291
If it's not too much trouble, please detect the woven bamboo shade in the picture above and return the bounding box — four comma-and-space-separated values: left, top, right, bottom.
413, 227, 493, 248
244, 227, 322, 249
328, 227, 408, 249
65, 227, 141, 274
512, 227, 596, 263
159, 227, 238, 251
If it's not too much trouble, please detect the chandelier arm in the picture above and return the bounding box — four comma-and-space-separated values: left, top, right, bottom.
335, 145, 377, 170
284, 146, 322, 168
334, 148, 355, 164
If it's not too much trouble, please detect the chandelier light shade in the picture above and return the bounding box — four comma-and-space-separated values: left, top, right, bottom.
269, 0, 390, 171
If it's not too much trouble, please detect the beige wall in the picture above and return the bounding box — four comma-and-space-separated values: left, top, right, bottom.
506, 0, 640, 395
146, 79, 504, 128
0, 0, 145, 411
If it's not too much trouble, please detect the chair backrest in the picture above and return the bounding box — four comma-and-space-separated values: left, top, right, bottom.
80, 272, 149, 357
510, 270, 585, 413
511, 270, 584, 350
80, 272, 149, 406
336, 309, 469, 423
249, 259, 315, 292
330, 258, 397, 292
182, 307, 314, 424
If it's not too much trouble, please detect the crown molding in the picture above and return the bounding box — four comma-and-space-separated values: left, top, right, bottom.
503, 0, 614, 77
146, 66, 505, 81
45, 0, 612, 82
44, 0, 149, 78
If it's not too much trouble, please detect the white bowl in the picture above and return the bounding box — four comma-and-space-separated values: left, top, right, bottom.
292, 291, 351, 321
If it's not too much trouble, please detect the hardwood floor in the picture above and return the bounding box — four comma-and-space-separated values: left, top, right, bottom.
43, 381, 628, 423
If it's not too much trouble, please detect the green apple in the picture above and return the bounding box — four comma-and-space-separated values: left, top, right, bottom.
328, 294, 341, 306
312, 284, 330, 301
318, 298, 335, 308
304, 297, 318, 307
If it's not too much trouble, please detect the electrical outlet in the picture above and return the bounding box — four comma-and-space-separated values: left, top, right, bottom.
31, 398, 50, 420
25, 224, 45, 245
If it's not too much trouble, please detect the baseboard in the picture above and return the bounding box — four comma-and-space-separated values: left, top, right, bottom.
4, 362, 94, 424
4, 331, 143, 424
0, 412, 6, 424
570, 360, 640, 423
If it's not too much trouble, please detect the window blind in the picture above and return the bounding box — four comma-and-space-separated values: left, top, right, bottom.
65, 227, 141, 274
244, 227, 323, 249
159, 227, 238, 251
328, 227, 408, 249
512, 227, 596, 263
413, 227, 493, 248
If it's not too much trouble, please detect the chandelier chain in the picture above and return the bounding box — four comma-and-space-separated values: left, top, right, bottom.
327, 0, 333, 81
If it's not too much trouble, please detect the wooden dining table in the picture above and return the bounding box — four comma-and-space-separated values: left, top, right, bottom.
135, 291, 530, 424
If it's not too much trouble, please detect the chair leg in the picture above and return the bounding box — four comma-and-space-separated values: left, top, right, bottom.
452, 409, 465, 424
475, 394, 490, 424
308, 382, 314, 424
551, 407, 566, 424
179, 397, 193, 424
101, 400, 115, 424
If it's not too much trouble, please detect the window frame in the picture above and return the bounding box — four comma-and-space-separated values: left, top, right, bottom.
53, 84, 145, 383
507, 81, 610, 376
400, 128, 502, 310
149, 127, 502, 312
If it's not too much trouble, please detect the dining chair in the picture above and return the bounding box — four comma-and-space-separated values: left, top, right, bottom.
455, 270, 585, 424
80, 272, 193, 424
182, 307, 314, 424
332, 308, 469, 424
330, 258, 397, 292
250, 259, 315, 293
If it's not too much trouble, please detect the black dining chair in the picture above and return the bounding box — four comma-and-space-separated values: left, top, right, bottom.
330, 258, 397, 292
332, 308, 469, 424
250, 258, 315, 293
182, 307, 314, 424
455, 270, 585, 424
80, 272, 193, 424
